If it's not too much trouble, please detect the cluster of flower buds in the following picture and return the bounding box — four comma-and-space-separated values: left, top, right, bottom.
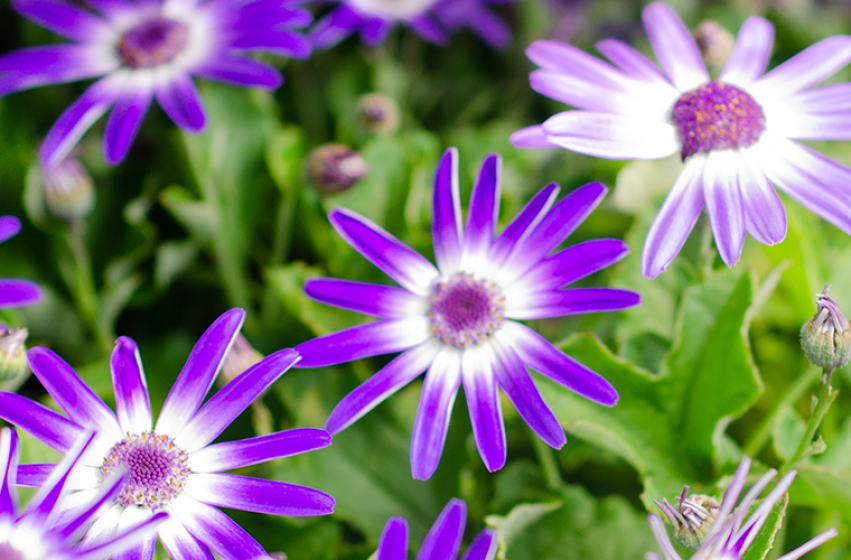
800, 285, 851, 371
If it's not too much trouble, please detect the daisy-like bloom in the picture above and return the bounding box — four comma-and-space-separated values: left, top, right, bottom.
377, 498, 496, 560
511, 2, 851, 278
0, 0, 312, 167
0, 216, 43, 310
296, 148, 639, 480
0, 427, 167, 560
647, 457, 838, 560
0, 309, 335, 560
309, 0, 512, 50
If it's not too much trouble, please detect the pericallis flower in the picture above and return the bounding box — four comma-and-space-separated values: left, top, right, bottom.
295, 149, 639, 480
0, 427, 167, 560
0, 309, 335, 560
0, 216, 43, 310
0, 0, 312, 167
647, 457, 838, 560
801, 284, 851, 371
511, 1, 851, 279
309, 0, 512, 50
377, 498, 496, 560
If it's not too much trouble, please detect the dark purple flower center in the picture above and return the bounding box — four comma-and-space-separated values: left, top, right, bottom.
672, 81, 765, 161
102, 431, 190, 509
428, 272, 505, 349
117, 17, 189, 69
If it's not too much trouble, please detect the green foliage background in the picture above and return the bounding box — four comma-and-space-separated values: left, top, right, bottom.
3, 0, 851, 558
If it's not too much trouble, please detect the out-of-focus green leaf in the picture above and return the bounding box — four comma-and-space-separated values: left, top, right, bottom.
772, 405, 807, 462
741, 494, 788, 560
159, 185, 217, 244
266, 126, 307, 195
154, 239, 200, 290
485, 501, 561, 557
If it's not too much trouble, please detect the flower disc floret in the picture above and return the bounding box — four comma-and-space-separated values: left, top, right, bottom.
672, 81, 765, 160
117, 18, 189, 69
102, 431, 190, 509
428, 273, 505, 349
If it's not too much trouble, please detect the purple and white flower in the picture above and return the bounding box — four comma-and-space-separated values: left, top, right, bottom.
647, 457, 838, 560
512, 2, 851, 278
0, 0, 312, 166
296, 148, 639, 480
0, 427, 167, 560
377, 498, 496, 560
309, 0, 512, 50
0, 308, 335, 560
0, 216, 43, 310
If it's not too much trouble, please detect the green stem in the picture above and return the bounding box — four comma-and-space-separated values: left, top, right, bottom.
64, 221, 112, 355
532, 434, 564, 491
261, 188, 299, 325
780, 368, 838, 474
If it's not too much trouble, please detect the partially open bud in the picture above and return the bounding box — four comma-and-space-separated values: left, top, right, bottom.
308, 144, 369, 195
693, 21, 735, 69
801, 285, 851, 371
357, 93, 400, 135
0, 326, 29, 383
42, 156, 95, 221
655, 486, 719, 551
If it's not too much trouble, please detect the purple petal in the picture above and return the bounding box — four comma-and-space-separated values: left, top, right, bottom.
325, 341, 440, 434
720, 17, 774, 87
641, 2, 708, 90
529, 70, 642, 114
641, 154, 707, 279
786, 83, 851, 114
411, 349, 462, 480
542, 111, 678, 160
490, 341, 565, 449
193, 57, 282, 89
510, 125, 561, 149
27, 347, 122, 439
360, 18, 393, 46
461, 347, 505, 472
104, 87, 153, 165
776, 529, 839, 560
0, 279, 43, 309
526, 40, 630, 87
757, 35, 851, 96
0, 216, 21, 244
463, 154, 501, 263
460, 529, 498, 560
156, 309, 245, 436
779, 112, 851, 141
0, 428, 20, 517
40, 75, 123, 167
176, 349, 300, 452
56, 470, 126, 541
416, 498, 465, 560
505, 322, 617, 406
465, 6, 510, 50
704, 458, 751, 543
185, 473, 334, 516
188, 428, 332, 473
378, 517, 408, 560
329, 209, 439, 296
171, 496, 267, 560
488, 183, 560, 266
110, 337, 152, 435
647, 514, 682, 560
0, 46, 114, 96
79, 513, 167, 560
304, 278, 423, 319
158, 519, 215, 560
295, 317, 430, 368
309, 6, 363, 50
739, 155, 786, 245
0, 392, 83, 452
15, 463, 53, 487
594, 38, 669, 85
508, 287, 640, 320
227, 29, 312, 59
704, 151, 747, 268
406, 15, 448, 45
432, 148, 464, 274
516, 238, 630, 291
156, 73, 206, 133
11, 0, 108, 41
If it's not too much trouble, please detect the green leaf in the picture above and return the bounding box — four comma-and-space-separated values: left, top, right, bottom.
485, 501, 562, 558
539, 269, 763, 508
771, 405, 807, 462
741, 493, 789, 560
159, 185, 217, 244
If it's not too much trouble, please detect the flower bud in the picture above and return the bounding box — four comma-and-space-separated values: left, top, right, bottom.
308, 144, 369, 195
693, 21, 735, 69
357, 93, 400, 135
0, 326, 30, 383
801, 285, 851, 371
42, 156, 95, 221
655, 486, 718, 551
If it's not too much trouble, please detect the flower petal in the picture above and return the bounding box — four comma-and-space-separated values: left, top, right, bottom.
411, 348, 462, 480
703, 150, 746, 268
360, 18, 393, 46
171, 496, 267, 560
487, 183, 559, 268
193, 57, 282, 89
0, 392, 83, 453
27, 347, 122, 440
325, 341, 440, 434
176, 349, 300, 452
739, 152, 786, 245
461, 346, 506, 473
0, 46, 115, 96
647, 513, 683, 560
156, 309, 245, 437
526, 40, 634, 88
720, 16, 775, 87
377, 517, 408, 560
0, 428, 19, 517
295, 317, 431, 368
0, 216, 21, 244
227, 29, 311, 59
329, 208, 439, 296
416, 498, 465, 560
509, 125, 561, 149
11, 0, 109, 42
309, 6, 362, 50
432, 148, 464, 275
462, 154, 501, 268
188, 428, 331, 473
641, 2, 708, 90
303, 278, 424, 319
110, 337, 152, 435
775, 529, 839, 560
641, 154, 706, 279
158, 518, 215, 560
113, 507, 156, 560
185, 473, 334, 516
755, 35, 851, 97
156, 73, 206, 133
511, 238, 629, 292
594, 38, 669, 85
507, 288, 639, 320
0, 280, 43, 309
785, 83, 851, 114
104, 85, 153, 165
55, 470, 126, 541
460, 529, 498, 560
